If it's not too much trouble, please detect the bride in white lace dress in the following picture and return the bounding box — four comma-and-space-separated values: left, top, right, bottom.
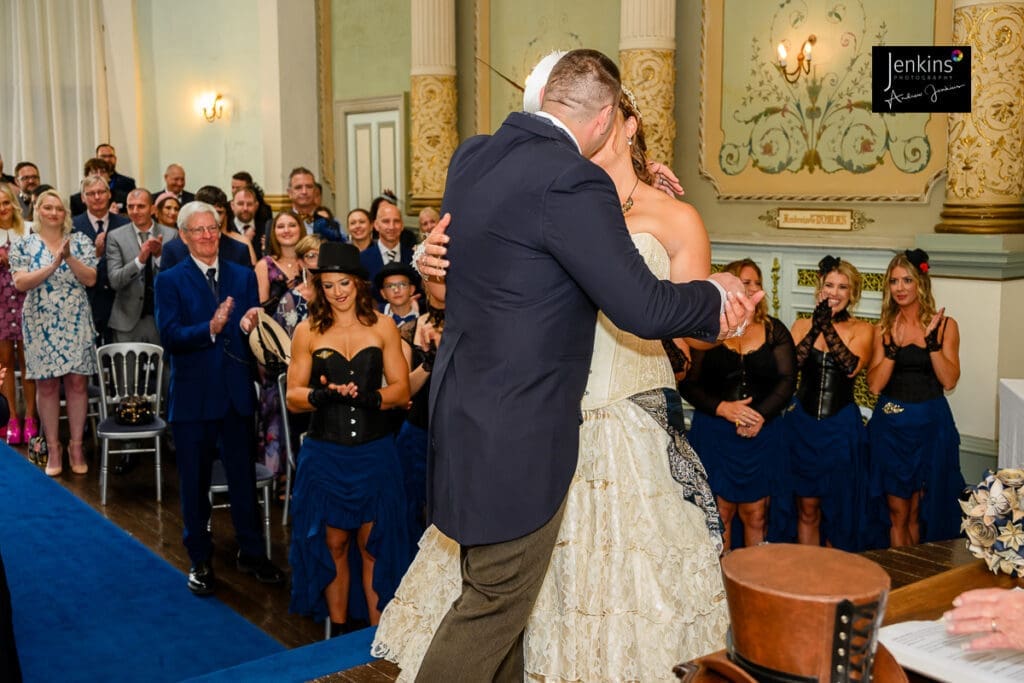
372, 79, 730, 682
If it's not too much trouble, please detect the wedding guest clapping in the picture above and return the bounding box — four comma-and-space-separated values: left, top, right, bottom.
867, 249, 964, 546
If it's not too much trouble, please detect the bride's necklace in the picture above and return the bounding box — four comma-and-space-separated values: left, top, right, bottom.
621, 177, 640, 215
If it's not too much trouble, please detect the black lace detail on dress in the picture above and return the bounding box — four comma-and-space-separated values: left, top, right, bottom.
628, 388, 724, 555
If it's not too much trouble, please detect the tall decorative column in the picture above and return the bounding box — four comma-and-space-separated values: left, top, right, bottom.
936, 0, 1024, 233
409, 0, 458, 213
619, 0, 677, 167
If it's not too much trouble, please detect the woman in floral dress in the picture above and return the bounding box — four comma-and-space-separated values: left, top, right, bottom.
10, 190, 97, 476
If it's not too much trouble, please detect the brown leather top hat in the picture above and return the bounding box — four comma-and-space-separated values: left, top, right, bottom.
675, 544, 907, 683
310, 241, 368, 280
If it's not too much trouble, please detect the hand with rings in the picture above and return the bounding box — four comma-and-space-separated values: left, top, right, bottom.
945, 587, 1024, 651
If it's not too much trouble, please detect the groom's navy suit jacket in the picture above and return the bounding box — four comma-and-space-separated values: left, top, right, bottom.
428, 112, 723, 545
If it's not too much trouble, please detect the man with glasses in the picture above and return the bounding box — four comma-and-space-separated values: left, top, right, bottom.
13, 162, 41, 220
360, 201, 413, 306
95, 143, 136, 196
155, 201, 285, 596
69, 158, 126, 217
72, 174, 131, 345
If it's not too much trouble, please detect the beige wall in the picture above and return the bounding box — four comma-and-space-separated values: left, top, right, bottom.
131, 0, 267, 192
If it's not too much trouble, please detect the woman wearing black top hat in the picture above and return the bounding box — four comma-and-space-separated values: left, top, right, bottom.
286, 241, 411, 634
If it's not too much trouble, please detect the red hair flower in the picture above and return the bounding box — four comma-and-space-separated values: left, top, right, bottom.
920, 263, 929, 273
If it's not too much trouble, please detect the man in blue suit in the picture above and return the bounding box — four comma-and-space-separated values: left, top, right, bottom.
71, 174, 131, 345
161, 227, 251, 270
416, 50, 760, 680
155, 201, 284, 596
359, 201, 414, 306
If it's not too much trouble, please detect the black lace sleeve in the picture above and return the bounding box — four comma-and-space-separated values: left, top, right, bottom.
751, 318, 797, 420
678, 346, 722, 416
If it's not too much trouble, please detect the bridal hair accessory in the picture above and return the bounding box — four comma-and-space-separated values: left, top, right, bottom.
523, 50, 568, 113
621, 85, 642, 120
817, 254, 841, 277
961, 469, 1024, 577
904, 248, 930, 274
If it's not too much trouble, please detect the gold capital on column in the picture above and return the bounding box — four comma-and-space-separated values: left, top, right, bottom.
937, 2, 1024, 233
410, 75, 458, 212
619, 0, 677, 168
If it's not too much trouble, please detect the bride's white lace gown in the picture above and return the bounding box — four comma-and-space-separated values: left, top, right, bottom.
372, 233, 729, 681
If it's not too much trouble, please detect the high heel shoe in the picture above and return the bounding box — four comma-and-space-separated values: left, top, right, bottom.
4, 418, 20, 445
69, 440, 88, 475
45, 443, 63, 477
22, 416, 38, 442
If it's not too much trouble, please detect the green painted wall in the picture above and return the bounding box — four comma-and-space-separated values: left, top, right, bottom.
674, 0, 945, 243
332, 0, 411, 102
486, 0, 619, 131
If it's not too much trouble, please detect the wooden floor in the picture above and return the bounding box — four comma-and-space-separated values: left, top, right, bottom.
15, 436, 975, 682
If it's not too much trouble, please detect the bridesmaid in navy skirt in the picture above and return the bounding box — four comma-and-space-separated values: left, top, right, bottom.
681, 259, 796, 549
867, 249, 965, 546
285, 242, 410, 635
786, 256, 878, 551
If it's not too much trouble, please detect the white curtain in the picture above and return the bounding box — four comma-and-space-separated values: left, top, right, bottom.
0, 0, 110, 198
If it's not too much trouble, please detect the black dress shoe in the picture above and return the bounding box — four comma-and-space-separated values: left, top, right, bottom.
187, 561, 216, 596
112, 453, 137, 475
236, 552, 285, 585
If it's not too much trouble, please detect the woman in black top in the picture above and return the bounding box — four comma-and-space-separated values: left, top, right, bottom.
787, 256, 876, 550
286, 242, 410, 634
681, 259, 796, 549
867, 249, 963, 546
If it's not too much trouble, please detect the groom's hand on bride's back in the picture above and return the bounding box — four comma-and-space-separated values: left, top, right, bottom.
708, 271, 764, 341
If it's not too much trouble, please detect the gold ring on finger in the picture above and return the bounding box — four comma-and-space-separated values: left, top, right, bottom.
992, 619, 998, 633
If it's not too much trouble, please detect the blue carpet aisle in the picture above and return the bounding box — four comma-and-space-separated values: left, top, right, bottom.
185, 627, 377, 683
0, 445, 284, 682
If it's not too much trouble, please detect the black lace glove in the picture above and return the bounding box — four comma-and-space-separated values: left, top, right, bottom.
794, 301, 830, 368
661, 339, 691, 375
308, 387, 343, 408
420, 342, 437, 373
925, 318, 944, 352
821, 319, 860, 375
883, 335, 899, 360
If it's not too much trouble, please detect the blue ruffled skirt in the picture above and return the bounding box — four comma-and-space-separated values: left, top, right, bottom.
868, 395, 965, 542
288, 436, 411, 620
785, 401, 886, 550
688, 410, 784, 503
395, 421, 428, 553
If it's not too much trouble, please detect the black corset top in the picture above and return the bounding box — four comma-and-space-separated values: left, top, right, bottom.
307, 346, 391, 445
796, 348, 855, 419
882, 344, 944, 403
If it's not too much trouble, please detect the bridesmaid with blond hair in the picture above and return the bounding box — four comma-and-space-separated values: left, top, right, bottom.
867, 249, 964, 546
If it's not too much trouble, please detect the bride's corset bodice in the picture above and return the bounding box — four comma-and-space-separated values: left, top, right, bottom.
581, 232, 676, 411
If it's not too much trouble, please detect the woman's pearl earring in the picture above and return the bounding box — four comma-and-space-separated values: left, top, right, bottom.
627, 136, 634, 146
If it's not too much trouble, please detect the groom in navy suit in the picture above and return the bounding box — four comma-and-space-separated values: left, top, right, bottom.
417, 50, 760, 680
155, 201, 284, 595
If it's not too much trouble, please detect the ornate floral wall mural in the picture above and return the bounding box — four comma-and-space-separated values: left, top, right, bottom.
700, 0, 952, 201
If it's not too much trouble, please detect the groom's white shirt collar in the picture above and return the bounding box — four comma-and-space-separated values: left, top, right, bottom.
534, 112, 581, 154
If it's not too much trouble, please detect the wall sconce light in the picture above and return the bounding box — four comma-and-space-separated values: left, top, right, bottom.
776, 35, 816, 84
200, 93, 224, 123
